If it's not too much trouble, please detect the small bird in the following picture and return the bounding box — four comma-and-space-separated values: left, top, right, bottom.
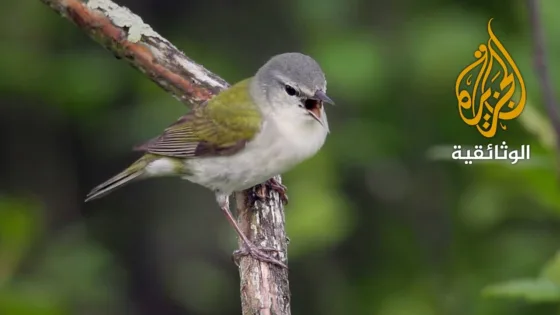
85, 52, 334, 268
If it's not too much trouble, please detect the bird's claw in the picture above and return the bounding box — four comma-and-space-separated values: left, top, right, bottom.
266, 178, 289, 205
248, 178, 289, 206
252, 184, 267, 202
232, 244, 287, 269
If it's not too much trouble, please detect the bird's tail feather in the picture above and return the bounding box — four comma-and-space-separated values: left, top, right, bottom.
85, 155, 154, 202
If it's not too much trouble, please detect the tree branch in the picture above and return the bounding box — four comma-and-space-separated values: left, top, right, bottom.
527, 0, 560, 153
39, 0, 291, 314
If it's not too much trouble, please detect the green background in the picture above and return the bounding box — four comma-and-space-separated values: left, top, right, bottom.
1, 0, 560, 314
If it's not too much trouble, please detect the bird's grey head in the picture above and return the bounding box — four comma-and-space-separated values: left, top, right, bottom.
253, 52, 334, 127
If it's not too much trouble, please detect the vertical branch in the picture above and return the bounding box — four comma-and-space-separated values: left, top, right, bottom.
235, 176, 291, 315
527, 0, 560, 151
38, 0, 291, 314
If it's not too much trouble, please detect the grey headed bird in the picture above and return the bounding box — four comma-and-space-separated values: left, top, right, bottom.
85, 52, 334, 268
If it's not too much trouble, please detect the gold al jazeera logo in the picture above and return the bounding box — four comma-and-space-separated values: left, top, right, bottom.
452, 18, 530, 165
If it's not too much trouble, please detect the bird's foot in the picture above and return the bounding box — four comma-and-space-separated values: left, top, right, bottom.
266, 178, 289, 205
249, 178, 289, 206
232, 243, 287, 269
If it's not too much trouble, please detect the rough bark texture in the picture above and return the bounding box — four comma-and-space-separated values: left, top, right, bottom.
237, 178, 290, 315
38, 0, 291, 314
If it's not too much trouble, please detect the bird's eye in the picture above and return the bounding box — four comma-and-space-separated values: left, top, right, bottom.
284, 85, 298, 96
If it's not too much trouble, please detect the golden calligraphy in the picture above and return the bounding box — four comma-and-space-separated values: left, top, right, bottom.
455, 18, 526, 138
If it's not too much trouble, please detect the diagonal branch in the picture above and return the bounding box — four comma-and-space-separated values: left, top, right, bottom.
527, 0, 560, 153
39, 0, 291, 314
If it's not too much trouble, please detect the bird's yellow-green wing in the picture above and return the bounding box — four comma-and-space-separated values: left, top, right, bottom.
134, 78, 262, 158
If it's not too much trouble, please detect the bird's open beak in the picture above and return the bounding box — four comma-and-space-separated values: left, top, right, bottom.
304, 90, 333, 130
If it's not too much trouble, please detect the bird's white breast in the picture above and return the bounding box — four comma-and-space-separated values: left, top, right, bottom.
182, 109, 328, 194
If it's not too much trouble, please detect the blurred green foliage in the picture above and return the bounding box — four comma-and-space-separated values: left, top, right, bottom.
1, 0, 560, 314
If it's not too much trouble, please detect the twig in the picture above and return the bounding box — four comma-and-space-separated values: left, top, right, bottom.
527, 0, 560, 151
38, 0, 291, 314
